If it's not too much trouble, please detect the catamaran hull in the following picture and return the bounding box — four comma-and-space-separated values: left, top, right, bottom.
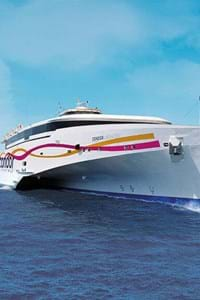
17, 147, 200, 205
1, 123, 200, 204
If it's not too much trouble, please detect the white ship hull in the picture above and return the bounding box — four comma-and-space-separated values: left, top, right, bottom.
1, 122, 200, 204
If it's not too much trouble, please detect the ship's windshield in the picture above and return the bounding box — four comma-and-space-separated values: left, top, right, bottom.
62, 111, 101, 115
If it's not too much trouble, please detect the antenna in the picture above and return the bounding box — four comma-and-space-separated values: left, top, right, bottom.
198, 96, 200, 126
57, 101, 63, 115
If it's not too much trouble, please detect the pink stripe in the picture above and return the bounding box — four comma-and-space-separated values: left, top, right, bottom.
133, 140, 160, 150
87, 140, 160, 151
10, 140, 160, 161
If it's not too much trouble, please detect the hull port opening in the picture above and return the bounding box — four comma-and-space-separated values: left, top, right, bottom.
16, 176, 60, 190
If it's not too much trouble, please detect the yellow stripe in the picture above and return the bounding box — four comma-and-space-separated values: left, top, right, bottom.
92, 133, 154, 147
12, 148, 26, 155
31, 149, 78, 159
11, 133, 155, 159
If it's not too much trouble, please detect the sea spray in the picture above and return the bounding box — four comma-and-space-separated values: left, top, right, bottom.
0, 185, 12, 191
182, 201, 200, 213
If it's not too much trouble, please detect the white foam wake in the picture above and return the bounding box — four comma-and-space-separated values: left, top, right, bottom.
0, 185, 13, 191
182, 201, 200, 213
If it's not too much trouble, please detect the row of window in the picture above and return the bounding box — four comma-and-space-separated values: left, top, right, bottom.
6, 120, 139, 147
0, 156, 14, 169
6, 119, 164, 148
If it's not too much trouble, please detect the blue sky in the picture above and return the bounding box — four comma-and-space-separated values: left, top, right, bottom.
1, 0, 200, 138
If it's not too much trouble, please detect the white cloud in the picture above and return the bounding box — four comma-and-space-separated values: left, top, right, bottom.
136, 0, 199, 41
0, 0, 199, 70
0, 0, 143, 69
127, 60, 200, 124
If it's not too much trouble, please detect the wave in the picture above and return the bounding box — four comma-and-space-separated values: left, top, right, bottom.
183, 202, 200, 213
176, 201, 200, 213
0, 185, 13, 191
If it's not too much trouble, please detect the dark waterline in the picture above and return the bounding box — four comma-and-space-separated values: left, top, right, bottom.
0, 189, 200, 300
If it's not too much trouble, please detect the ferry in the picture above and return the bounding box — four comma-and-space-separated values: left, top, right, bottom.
1, 101, 200, 205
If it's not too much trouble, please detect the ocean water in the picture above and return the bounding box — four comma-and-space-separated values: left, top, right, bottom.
0, 189, 200, 300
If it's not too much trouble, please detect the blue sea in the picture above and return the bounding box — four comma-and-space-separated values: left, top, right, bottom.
0, 188, 200, 300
